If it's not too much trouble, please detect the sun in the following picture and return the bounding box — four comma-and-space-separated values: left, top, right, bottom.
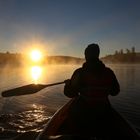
30, 50, 42, 62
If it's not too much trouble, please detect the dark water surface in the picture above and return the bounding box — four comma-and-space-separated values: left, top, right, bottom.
0, 64, 140, 138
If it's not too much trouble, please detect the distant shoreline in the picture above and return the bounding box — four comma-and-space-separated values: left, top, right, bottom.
101, 52, 140, 64
0, 52, 140, 67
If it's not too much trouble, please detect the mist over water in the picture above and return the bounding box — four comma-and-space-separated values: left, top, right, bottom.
0, 64, 140, 138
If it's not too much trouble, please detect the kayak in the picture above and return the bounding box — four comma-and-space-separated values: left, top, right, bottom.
35, 98, 140, 140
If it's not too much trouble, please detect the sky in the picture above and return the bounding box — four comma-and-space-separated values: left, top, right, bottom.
0, 0, 140, 57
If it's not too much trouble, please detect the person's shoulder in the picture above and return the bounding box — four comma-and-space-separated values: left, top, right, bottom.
104, 66, 114, 74
73, 67, 83, 74
71, 67, 83, 78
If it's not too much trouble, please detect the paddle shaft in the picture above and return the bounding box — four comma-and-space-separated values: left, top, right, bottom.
43, 81, 65, 87
2, 81, 65, 97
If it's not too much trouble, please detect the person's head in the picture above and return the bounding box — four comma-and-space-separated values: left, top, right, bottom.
85, 43, 100, 62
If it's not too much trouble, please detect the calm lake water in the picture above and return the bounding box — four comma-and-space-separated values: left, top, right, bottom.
0, 64, 140, 138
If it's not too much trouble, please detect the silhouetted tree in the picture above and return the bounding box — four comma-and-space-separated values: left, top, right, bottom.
115, 50, 119, 55
6, 51, 10, 54
120, 49, 124, 54
131, 46, 135, 54
126, 49, 130, 54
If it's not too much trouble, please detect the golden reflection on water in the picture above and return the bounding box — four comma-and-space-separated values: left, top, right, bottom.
30, 66, 42, 84
23, 65, 45, 85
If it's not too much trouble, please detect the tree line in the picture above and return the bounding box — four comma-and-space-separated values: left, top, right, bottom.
102, 47, 140, 63
0, 52, 23, 66
114, 47, 136, 55
0, 52, 84, 67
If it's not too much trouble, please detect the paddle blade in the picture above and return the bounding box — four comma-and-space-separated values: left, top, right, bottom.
1, 84, 47, 97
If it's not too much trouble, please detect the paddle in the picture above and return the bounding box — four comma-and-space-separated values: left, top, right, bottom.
1, 81, 65, 97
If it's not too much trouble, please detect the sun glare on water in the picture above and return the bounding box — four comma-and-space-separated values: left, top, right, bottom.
31, 66, 42, 84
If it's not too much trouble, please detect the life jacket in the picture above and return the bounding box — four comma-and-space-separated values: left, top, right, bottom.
79, 61, 113, 106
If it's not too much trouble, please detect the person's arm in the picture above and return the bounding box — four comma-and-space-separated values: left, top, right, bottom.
64, 69, 81, 98
109, 70, 120, 96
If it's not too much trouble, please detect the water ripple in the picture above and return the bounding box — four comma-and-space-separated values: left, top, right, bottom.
0, 104, 52, 134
